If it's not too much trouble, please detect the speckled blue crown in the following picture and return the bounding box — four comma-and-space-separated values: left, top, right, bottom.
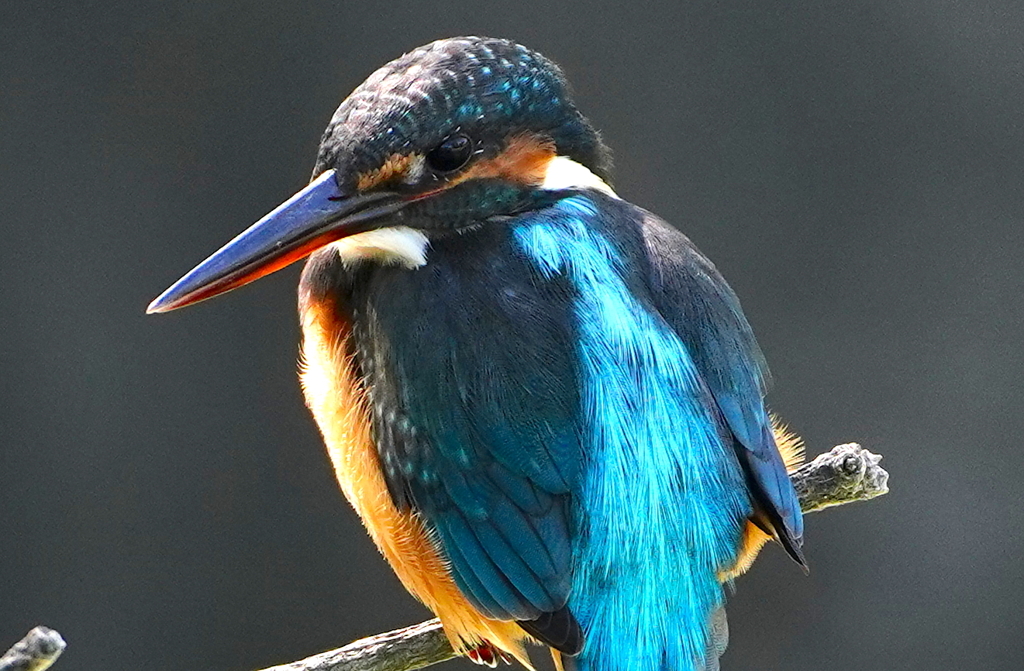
314, 37, 610, 190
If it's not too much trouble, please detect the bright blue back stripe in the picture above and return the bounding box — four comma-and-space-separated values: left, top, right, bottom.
515, 196, 752, 671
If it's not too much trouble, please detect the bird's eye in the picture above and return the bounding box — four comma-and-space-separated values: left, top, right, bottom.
426, 133, 473, 173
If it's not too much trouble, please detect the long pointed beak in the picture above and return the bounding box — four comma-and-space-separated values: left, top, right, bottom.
147, 170, 404, 314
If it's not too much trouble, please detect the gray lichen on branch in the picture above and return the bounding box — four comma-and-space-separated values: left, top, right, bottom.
259, 620, 452, 671
0, 627, 66, 671
792, 443, 889, 512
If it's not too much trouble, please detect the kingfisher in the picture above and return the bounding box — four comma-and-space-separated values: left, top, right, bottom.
148, 37, 806, 671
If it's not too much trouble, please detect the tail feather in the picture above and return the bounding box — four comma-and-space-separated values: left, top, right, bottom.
518, 606, 583, 655
701, 606, 730, 671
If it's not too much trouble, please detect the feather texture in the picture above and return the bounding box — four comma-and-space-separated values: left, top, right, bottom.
326, 224, 583, 645
515, 196, 752, 671
638, 213, 804, 562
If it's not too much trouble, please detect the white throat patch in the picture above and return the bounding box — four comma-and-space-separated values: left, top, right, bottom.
329, 227, 429, 268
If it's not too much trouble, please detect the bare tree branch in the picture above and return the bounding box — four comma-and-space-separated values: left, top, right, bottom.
259, 621, 452, 671
0, 627, 66, 671
792, 443, 889, 512
255, 443, 889, 671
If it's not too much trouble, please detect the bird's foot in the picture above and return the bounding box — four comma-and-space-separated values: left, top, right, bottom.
466, 643, 512, 667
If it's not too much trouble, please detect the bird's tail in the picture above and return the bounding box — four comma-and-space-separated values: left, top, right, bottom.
702, 606, 730, 671
565, 604, 731, 671
564, 427, 750, 671
567, 518, 739, 671
557, 605, 729, 671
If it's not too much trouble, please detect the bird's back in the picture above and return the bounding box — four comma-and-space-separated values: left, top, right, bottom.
513, 194, 755, 671
300, 190, 794, 671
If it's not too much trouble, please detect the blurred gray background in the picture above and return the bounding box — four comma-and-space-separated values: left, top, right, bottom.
3, 1, 1022, 669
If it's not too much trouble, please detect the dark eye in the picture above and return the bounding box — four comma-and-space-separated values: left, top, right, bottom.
426, 133, 473, 173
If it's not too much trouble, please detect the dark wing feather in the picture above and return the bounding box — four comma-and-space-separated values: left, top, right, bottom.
518, 606, 584, 655
638, 211, 805, 563
349, 226, 584, 649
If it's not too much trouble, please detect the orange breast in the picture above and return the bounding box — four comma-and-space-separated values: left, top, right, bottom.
299, 295, 531, 665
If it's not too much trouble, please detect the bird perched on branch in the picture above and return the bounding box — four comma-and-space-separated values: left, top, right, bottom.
149, 37, 806, 671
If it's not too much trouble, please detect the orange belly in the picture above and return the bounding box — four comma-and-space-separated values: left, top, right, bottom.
299, 295, 531, 665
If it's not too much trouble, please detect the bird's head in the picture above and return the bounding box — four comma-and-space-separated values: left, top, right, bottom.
148, 37, 613, 314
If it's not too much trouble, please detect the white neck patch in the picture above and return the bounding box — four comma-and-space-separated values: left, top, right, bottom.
540, 155, 618, 198
327, 157, 615, 268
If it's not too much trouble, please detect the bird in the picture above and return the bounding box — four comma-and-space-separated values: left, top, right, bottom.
148, 36, 806, 671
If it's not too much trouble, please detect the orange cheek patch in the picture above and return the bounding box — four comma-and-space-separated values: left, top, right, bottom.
355, 134, 555, 195
454, 133, 556, 186
357, 153, 420, 191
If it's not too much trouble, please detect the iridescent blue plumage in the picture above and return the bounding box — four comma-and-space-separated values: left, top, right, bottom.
516, 196, 753, 671
314, 37, 610, 195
